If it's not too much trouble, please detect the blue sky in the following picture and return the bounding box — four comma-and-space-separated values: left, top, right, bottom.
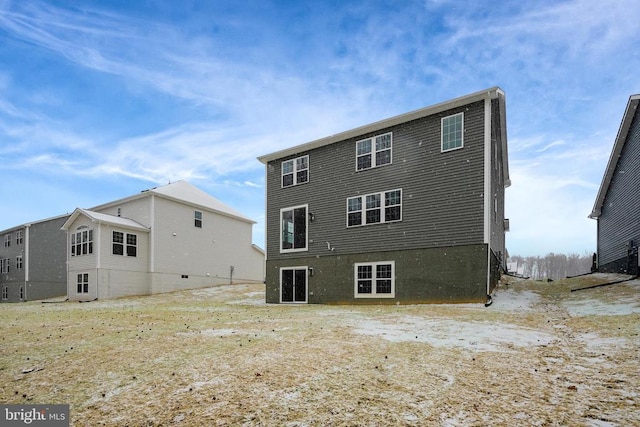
0, 0, 638, 257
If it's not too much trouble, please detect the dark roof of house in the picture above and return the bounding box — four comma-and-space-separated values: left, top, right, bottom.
589, 94, 640, 219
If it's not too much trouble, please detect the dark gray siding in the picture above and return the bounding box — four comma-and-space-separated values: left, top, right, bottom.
0, 216, 68, 302
489, 96, 507, 265
26, 216, 68, 300
265, 101, 487, 261
598, 109, 640, 272
0, 226, 27, 302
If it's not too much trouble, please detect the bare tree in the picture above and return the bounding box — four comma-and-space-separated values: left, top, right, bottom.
507, 252, 593, 280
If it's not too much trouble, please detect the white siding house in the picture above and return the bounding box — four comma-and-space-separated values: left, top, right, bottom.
61, 181, 264, 301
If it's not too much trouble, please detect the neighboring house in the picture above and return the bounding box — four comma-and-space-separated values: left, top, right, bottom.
258, 87, 510, 304
589, 94, 640, 275
61, 181, 264, 301
1, 215, 69, 303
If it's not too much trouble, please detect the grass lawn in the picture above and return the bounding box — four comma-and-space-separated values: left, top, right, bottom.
1, 274, 639, 426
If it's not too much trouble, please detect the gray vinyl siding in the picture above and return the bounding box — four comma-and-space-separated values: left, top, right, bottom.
598, 109, 640, 269
489, 96, 507, 264
265, 101, 487, 261
0, 216, 68, 302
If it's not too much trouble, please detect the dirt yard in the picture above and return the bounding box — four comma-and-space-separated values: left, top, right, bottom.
1, 273, 638, 426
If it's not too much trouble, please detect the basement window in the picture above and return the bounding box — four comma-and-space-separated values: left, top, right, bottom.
77, 273, 89, 294
354, 261, 395, 298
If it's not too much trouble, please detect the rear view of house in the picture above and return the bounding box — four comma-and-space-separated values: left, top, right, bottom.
62, 181, 265, 301
258, 87, 510, 304
1, 215, 69, 302
589, 94, 640, 275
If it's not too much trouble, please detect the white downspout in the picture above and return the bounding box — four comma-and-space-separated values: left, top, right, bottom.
484, 96, 492, 297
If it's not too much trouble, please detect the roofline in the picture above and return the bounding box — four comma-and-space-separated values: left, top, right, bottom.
589, 94, 640, 219
258, 87, 504, 163
1, 213, 71, 234
90, 182, 256, 225
61, 208, 150, 232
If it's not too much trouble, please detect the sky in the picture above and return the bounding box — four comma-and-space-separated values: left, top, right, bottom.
0, 0, 638, 257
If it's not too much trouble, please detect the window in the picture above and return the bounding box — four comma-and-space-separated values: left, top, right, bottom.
16, 230, 23, 245
19, 286, 24, 300
3, 234, 10, 248
1, 286, 7, 300
77, 273, 89, 294
280, 205, 308, 252
347, 189, 402, 227
16, 256, 22, 271
194, 211, 202, 228
113, 231, 137, 257
356, 132, 392, 170
282, 155, 309, 187
127, 233, 137, 257
441, 112, 464, 151
113, 231, 124, 255
0, 258, 9, 273
354, 261, 395, 298
71, 226, 93, 257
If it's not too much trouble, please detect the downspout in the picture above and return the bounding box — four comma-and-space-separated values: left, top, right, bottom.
24, 225, 30, 301
96, 221, 101, 300
483, 96, 492, 300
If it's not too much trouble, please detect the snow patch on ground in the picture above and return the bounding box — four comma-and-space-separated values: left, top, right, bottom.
563, 298, 640, 316
575, 332, 629, 352
352, 315, 555, 352
489, 288, 541, 312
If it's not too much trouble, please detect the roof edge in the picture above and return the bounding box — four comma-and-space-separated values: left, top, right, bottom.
589, 94, 640, 219
258, 87, 503, 163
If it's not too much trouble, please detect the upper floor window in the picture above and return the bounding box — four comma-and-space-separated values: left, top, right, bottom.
194, 211, 203, 228
16, 256, 22, 271
356, 132, 392, 171
282, 155, 309, 187
441, 112, 464, 152
71, 226, 93, 257
3, 234, 10, 247
280, 205, 308, 253
16, 230, 23, 245
354, 261, 395, 298
113, 231, 137, 257
0, 258, 9, 273
347, 189, 402, 227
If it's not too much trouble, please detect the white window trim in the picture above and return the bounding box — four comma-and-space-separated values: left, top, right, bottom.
281, 155, 309, 188
355, 132, 393, 171
441, 112, 464, 152
112, 231, 137, 257
346, 189, 402, 228
280, 204, 309, 253
279, 266, 308, 304
354, 261, 395, 298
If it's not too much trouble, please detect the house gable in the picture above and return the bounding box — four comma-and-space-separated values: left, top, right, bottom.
590, 94, 640, 272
